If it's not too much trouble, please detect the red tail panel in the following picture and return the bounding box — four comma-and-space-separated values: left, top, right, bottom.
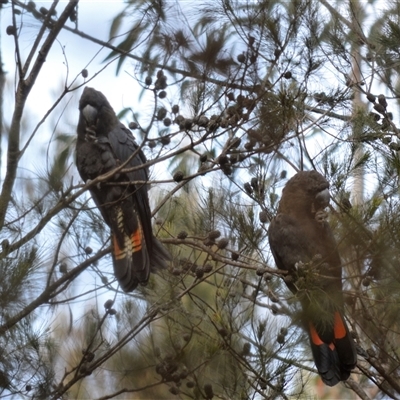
333, 311, 346, 339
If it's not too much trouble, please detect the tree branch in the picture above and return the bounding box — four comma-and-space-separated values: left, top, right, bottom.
0, 0, 77, 228
0, 246, 109, 335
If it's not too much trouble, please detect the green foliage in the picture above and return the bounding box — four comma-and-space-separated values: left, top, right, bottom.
0, 247, 38, 311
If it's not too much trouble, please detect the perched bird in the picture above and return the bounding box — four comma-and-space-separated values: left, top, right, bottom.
76, 87, 170, 292
268, 171, 357, 386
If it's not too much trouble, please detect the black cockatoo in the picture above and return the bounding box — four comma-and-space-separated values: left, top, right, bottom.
268, 171, 357, 386
76, 87, 170, 292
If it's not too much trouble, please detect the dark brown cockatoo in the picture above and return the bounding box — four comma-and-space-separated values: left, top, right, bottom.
76, 87, 170, 292
268, 171, 357, 386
